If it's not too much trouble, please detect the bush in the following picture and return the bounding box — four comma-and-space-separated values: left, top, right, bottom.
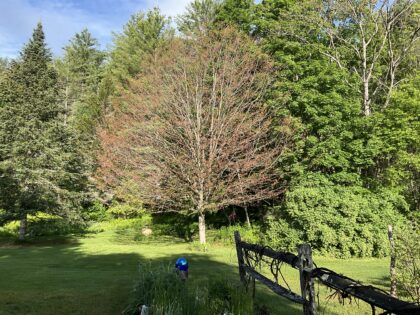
123, 263, 254, 315
83, 200, 108, 222
108, 203, 145, 219
394, 220, 420, 303
265, 176, 407, 258
0, 214, 85, 238
0, 220, 19, 238
27, 214, 86, 237
151, 213, 198, 241
214, 224, 261, 245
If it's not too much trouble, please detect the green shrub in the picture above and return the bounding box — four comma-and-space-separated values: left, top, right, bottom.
0, 220, 18, 238
214, 224, 261, 245
123, 263, 254, 315
266, 176, 407, 258
27, 215, 86, 237
107, 203, 145, 219
83, 200, 108, 222
152, 213, 198, 241
394, 220, 420, 303
0, 214, 85, 238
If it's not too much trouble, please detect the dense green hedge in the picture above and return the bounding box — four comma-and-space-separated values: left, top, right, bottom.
265, 176, 408, 258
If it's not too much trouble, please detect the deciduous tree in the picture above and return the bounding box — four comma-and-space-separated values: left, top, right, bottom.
99, 29, 288, 243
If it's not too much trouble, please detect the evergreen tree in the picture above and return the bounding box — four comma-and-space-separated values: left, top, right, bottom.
109, 8, 173, 85
0, 57, 8, 73
55, 29, 106, 134
0, 58, 9, 86
0, 23, 88, 240
177, 0, 221, 36
215, 0, 255, 32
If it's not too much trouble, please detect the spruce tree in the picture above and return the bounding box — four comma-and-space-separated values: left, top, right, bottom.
0, 23, 87, 240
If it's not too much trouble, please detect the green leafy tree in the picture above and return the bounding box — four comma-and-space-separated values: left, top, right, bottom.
218, 0, 419, 256
0, 23, 88, 240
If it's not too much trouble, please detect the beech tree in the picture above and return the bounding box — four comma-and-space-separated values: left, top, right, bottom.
99, 29, 288, 243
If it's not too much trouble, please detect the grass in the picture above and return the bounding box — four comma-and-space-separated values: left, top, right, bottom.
0, 225, 392, 315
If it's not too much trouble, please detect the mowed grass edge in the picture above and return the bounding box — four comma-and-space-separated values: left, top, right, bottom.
0, 228, 390, 315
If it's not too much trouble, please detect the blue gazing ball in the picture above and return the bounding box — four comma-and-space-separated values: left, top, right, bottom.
175, 257, 188, 271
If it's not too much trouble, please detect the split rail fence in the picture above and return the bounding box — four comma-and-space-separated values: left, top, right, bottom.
234, 231, 420, 315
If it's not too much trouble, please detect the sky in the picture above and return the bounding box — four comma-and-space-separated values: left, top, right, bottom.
0, 0, 192, 58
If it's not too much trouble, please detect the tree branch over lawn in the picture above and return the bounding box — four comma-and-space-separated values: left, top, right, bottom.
98, 28, 290, 243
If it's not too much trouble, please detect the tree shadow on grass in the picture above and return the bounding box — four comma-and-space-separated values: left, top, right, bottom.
0, 242, 142, 315
369, 275, 391, 289
0, 238, 302, 315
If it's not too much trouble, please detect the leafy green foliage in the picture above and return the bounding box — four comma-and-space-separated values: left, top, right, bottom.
367, 72, 420, 211
265, 174, 407, 258
0, 58, 9, 82
107, 203, 144, 219
0, 213, 85, 239
216, 0, 255, 32
214, 0, 419, 257
394, 221, 420, 303
83, 200, 108, 222
214, 224, 261, 245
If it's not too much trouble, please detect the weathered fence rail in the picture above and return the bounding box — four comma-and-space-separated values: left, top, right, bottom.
234, 231, 420, 315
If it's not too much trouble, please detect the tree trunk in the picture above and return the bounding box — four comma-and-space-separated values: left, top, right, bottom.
244, 206, 251, 228
18, 214, 27, 241
362, 40, 371, 117
388, 225, 397, 297
363, 79, 371, 116
198, 212, 206, 244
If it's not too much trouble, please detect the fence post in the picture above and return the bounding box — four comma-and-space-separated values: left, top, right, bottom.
234, 231, 246, 284
298, 244, 317, 315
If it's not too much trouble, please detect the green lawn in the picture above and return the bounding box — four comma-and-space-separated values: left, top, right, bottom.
0, 227, 391, 315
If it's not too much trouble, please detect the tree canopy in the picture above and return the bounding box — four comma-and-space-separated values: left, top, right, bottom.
0, 23, 89, 240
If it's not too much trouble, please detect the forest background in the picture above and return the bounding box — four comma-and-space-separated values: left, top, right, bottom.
0, 0, 418, 303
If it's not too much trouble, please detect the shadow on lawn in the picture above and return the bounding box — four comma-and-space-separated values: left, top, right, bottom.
370, 275, 391, 289
0, 238, 302, 315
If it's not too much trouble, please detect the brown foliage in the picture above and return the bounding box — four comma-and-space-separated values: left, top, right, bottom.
98, 28, 291, 242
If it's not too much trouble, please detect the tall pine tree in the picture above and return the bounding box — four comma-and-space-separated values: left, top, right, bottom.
0, 23, 88, 240
55, 29, 106, 134
109, 8, 173, 85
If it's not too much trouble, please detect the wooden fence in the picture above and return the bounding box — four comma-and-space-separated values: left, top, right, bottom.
234, 231, 420, 315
